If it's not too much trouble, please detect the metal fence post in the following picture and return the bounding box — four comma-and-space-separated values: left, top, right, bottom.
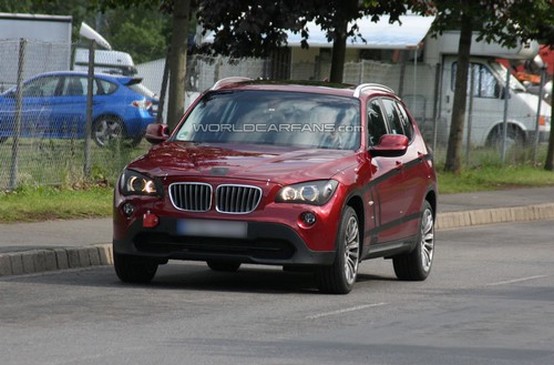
501, 68, 511, 163
466, 64, 475, 163
8, 38, 26, 191
84, 40, 95, 178
533, 66, 547, 164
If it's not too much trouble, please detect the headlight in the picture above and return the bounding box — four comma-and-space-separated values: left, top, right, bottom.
276, 180, 339, 205
119, 169, 161, 196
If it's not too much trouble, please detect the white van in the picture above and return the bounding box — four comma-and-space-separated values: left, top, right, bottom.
411, 31, 551, 147
73, 48, 138, 76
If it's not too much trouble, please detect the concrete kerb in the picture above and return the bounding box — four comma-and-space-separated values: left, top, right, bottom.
1, 203, 553, 278
0, 244, 113, 278
436, 203, 554, 230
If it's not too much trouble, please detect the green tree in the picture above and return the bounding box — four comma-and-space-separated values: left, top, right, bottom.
515, 2, 554, 171
92, 0, 191, 130
95, 9, 170, 64
198, 0, 416, 83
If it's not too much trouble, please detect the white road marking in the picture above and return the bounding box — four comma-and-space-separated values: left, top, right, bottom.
486, 275, 549, 287
306, 302, 387, 320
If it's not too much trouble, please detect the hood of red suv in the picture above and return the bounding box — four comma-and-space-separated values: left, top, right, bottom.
129, 142, 358, 184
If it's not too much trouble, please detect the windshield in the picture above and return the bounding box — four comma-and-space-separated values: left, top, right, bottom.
174, 90, 361, 150
489, 61, 527, 92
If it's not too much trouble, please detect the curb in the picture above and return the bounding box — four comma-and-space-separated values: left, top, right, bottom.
1, 203, 554, 278
436, 203, 554, 230
0, 244, 112, 277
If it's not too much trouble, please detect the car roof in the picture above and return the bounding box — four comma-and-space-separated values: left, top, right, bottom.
209, 77, 397, 100
28, 70, 138, 83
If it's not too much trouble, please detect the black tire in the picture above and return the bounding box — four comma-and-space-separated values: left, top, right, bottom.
114, 253, 158, 284
206, 260, 241, 272
0, 137, 7, 144
486, 124, 525, 149
92, 116, 124, 147
315, 206, 360, 294
393, 200, 435, 281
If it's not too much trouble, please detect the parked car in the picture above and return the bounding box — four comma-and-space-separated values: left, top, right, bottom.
113, 77, 437, 294
0, 71, 158, 147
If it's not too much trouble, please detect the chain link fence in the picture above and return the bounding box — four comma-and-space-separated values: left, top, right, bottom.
0, 39, 153, 191
1, 39, 551, 190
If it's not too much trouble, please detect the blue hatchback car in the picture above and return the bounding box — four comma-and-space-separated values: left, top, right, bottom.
0, 71, 158, 147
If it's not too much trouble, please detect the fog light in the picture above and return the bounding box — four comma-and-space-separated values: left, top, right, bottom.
143, 211, 159, 228
122, 203, 134, 217
301, 211, 317, 226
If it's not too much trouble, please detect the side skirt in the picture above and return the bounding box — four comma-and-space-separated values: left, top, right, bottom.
362, 235, 418, 260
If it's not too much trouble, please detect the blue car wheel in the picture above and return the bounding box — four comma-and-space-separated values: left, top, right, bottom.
92, 116, 124, 147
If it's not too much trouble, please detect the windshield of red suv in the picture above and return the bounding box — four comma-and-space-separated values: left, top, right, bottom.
174, 90, 361, 150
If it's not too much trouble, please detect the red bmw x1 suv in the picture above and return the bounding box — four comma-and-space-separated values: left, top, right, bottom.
113, 78, 437, 294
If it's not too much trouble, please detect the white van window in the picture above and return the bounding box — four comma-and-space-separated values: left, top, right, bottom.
452, 62, 501, 98
489, 61, 527, 92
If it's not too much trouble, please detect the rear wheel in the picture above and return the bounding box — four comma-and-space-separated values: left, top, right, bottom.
315, 206, 360, 294
393, 200, 435, 281
92, 116, 124, 147
207, 261, 241, 272
486, 124, 525, 149
114, 253, 158, 284
0, 137, 7, 144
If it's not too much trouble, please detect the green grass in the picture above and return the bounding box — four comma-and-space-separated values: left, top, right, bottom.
0, 185, 113, 223
438, 166, 554, 194
1, 165, 553, 223
0, 138, 149, 190
2, 141, 554, 223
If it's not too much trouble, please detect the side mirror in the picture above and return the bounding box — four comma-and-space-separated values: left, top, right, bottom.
145, 123, 170, 144
370, 134, 409, 157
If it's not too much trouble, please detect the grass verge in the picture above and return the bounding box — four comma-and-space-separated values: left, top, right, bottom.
0, 185, 113, 223
438, 165, 554, 193
1, 165, 553, 223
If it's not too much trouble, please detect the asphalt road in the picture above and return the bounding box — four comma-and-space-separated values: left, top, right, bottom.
1, 220, 553, 365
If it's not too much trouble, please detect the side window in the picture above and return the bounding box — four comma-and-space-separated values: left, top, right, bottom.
381, 98, 404, 135
367, 99, 388, 146
97, 79, 117, 95
22, 76, 60, 97
62, 77, 86, 96
475, 64, 499, 98
452, 62, 500, 98
395, 102, 413, 140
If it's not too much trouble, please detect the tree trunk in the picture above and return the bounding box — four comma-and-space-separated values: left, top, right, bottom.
444, 15, 472, 173
545, 87, 554, 170
167, 0, 191, 130
329, 19, 347, 83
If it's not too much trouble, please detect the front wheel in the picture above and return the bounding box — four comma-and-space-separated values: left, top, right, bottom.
315, 206, 360, 294
114, 253, 158, 284
393, 200, 435, 281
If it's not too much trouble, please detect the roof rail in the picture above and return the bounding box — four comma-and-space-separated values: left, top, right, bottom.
353, 83, 394, 98
210, 76, 253, 91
